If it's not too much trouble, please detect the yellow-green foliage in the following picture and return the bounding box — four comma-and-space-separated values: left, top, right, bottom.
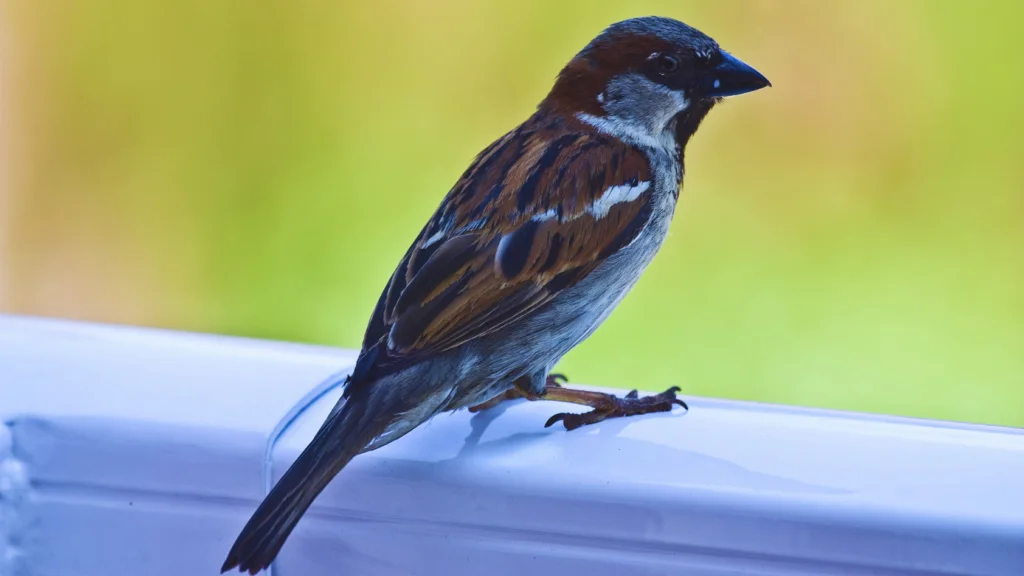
3, 1, 1022, 426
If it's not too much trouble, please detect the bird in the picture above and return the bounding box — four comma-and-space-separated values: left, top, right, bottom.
221, 15, 769, 574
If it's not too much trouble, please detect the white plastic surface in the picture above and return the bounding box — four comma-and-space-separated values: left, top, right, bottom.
2, 314, 1023, 576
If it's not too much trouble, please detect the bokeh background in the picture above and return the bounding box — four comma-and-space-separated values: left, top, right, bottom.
1, 1, 1021, 427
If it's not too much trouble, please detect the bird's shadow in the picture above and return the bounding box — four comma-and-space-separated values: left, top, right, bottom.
448, 397, 847, 499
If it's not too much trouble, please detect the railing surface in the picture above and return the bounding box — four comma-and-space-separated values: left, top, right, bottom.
1, 314, 1023, 575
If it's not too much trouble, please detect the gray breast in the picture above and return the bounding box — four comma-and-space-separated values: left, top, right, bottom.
550, 158, 679, 352
484, 149, 680, 375
446, 145, 681, 409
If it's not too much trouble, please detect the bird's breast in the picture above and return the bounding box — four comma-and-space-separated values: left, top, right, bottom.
532, 164, 680, 357
455, 150, 682, 392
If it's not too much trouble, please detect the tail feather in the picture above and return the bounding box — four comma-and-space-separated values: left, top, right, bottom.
221, 400, 387, 574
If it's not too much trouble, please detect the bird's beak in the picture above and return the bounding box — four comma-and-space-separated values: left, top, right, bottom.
697, 51, 771, 98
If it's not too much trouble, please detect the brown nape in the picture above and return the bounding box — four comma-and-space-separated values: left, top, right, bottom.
540, 34, 672, 118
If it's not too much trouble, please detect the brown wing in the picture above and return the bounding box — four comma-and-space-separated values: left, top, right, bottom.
347, 114, 656, 390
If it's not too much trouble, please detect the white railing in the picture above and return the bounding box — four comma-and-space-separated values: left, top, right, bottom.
2, 314, 1023, 575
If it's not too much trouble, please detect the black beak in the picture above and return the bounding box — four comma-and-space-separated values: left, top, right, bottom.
697, 51, 771, 98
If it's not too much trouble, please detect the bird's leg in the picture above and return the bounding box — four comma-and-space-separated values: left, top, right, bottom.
467, 388, 522, 412
467, 374, 566, 413
528, 376, 687, 431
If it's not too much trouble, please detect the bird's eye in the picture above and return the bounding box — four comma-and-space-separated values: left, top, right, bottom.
656, 54, 679, 74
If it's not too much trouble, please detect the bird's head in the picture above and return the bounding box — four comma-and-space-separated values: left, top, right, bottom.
542, 16, 770, 149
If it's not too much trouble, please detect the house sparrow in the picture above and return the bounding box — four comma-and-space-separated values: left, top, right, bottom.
222, 15, 769, 574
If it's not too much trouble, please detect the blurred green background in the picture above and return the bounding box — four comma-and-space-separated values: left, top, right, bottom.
1, 1, 1021, 426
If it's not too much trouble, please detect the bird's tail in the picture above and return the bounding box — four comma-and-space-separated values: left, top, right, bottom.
220, 391, 395, 575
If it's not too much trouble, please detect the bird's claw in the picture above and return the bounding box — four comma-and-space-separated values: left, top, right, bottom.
544, 386, 688, 431
547, 373, 568, 387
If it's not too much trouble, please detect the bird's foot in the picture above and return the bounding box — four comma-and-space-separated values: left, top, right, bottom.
468, 374, 685, 431
541, 385, 687, 431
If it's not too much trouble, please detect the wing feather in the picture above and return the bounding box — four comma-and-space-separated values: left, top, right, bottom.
348, 114, 657, 389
